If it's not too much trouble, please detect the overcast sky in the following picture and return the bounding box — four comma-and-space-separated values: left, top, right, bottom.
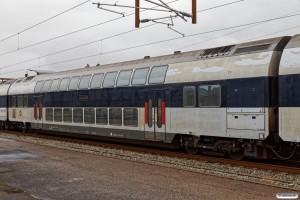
0, 0, 300, 78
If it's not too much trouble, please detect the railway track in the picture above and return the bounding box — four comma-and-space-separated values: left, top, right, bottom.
1, 130, 300, 191
1, 130, 299, 174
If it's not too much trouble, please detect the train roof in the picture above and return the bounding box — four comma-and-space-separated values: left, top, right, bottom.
4, 35, 292, 95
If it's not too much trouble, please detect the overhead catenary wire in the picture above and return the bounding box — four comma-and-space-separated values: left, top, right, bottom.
2, 12, 300, 76
174, 9, 300, 51
1, 0, 247, 68
0, 0, 246, 58
0, 0, 182, 57
0, 0, 91, 44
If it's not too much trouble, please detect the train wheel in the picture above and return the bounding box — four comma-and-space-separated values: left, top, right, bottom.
229, 150, 244, 160
184, 142, 199, 155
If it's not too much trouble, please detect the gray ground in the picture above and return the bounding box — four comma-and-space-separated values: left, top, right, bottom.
0, 137, 294, 200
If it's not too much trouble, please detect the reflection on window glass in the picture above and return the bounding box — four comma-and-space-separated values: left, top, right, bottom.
12, 96, 16, 107
96, 108, 107, 125
24, 96, 28, 107
59, 78, 70, 91
79, 75, 92, 89
84, 108, 95, 124
132, 68, 149, 85
109, 108, 122, 126
34, 81, 44, 93
148, 99, 152, 128
90, 73, 104, 89
124, 108, 138, 126
51, 79, 61, 92
63, 108, 72, 122
42, 80, 52, 92
103, 72, 117, 88
157, 99, 162, 128
17, 96, 23, 107
199, 85, 221, 107
54, 108, 62, 122
183, 86, 196, 107
73, 108, 83, 123
149, 65, 168, 84
69, 76, 80, 90
117, 70, 132, 86
46, 108, 53, 121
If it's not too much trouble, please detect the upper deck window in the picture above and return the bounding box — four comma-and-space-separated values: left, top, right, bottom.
132, 68, 149, 85
59, 78, 70, 91
79, 75, 92, 89
103, 72, 117, 88
42, 80, 52, 92
183, 86, 196, 107
148, 65, 168, 84
34, 81, 44, 93
234, 43, 271, 55
117, 70, 132, 86
90, 73, 104, 89
51, 79, 61, 92
68, 76, 80, 90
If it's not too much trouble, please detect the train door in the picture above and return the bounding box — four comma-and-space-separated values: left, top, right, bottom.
33, 95, 43, 129
144, 91, 166, 141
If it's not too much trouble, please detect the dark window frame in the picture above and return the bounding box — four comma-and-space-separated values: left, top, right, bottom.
199, 84, 221, 107
183, 86, 196, 107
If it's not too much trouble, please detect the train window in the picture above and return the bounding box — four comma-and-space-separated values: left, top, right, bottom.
148, 99, 153, 128
148, 65, 168, 84
63, 108, 72, 123
51, 79, 61, 92
103, 72, 118, 88
79, 75, 92, 90
96, 108, 108, 125
199, 85, 221, 107
12, 96, 16, 107
42, 80, 52, 92
90, 73, 104, 89
84, 108, 95, 124
234, 43, 271, 55
157, 99, 162, 128
59, 78, 70, 91
132, 68, 149, 85
46, 108, 53, 122
34, 81, 44, 93
117, 70, 132, 86
124, 108, 138, 126
109, 108, 122, 126
73, 108, 83, 123
24, 96, 28, 107
54, 108, 62, 122
183, 86, 196, 107
68, 76, 80, 91
17, 96, 23, 107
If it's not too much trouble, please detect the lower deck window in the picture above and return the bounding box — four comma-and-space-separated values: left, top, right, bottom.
73, 108, 83, 123
63, 108, 72, 123
54, 108, 62, 122
46, 108, 53, 121
84, 108, 95, 124
124, 108, 138, 127
109, 108, 122, 126
96, 108, 108, 125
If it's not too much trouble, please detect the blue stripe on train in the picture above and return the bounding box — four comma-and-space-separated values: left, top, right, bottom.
1, 76, 277, 108
279, 74, 300, 107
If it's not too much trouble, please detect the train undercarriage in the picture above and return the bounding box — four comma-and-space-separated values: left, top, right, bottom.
181, 134, 299, 160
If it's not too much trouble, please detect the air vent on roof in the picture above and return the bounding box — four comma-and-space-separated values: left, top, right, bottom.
144, 56, 150, 59
174, 51, 181, 54
23, 76, 34, 81
199, 45, 234, 59
234, 43, 271, 55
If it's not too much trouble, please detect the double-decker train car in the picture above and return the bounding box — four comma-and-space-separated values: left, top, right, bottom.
0, 34, 300, 160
